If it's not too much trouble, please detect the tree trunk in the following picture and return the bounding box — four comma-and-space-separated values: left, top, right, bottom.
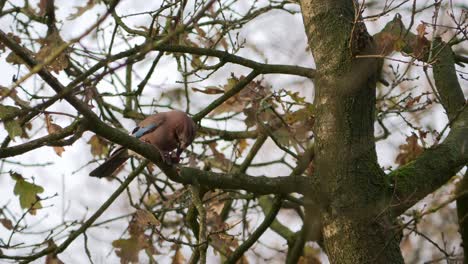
299, 0, 404, 262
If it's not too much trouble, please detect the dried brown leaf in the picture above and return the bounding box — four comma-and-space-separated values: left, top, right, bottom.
395, 134, 424, 165
195, 25, 207, 38
191, 55, 204, 68
236, 139, 249, 156
0, 86, 30, 107
112, 237, 143, 264
210, 233, 237, 256
162, 189, 189, 208
405, 95, 422, 108
45, 240, 64, 264
4, 119, 23, 140
113, 220, 156, 264
0, 218, 13, 230
36, 31, 69, 73
87, 135, 109, 158
68, 0, 98, 20
38, 0, 48, 16
171, 247, 185, 264
205, 191, 228, 217
416, 23, 427, 38
211, 77, 270, 116
6, 52, 26, 65
374, 32, 400, 55
134, 209, 160, 228
45, 114, 65, 156
208, 142, 232, 170
84, 86, 97, 107
143, 193, 161, 208
52, 146, 65, 157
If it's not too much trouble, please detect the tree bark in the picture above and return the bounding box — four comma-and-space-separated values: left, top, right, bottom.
299, 0, 404, 262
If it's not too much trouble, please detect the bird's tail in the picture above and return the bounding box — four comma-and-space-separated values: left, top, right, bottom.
89, 147, 129, 178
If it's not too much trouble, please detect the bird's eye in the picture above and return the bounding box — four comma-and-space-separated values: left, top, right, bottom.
131, 127, 140, 134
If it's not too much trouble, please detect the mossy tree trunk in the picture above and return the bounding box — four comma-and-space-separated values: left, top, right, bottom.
299, 0, 404, 262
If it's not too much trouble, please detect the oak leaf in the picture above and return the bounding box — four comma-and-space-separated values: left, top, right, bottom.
112, 237, 143, 264
0, 105, 27, 140
112, 219, 156, 264
11, 172, 44, 215
236, 139, 249, 156
134, 209, 160, 228
395, 134, 424, 165
36, 31, 69, 73
68, 0, 100, 20
87, 135, 109, 157
45, 114, 65, 156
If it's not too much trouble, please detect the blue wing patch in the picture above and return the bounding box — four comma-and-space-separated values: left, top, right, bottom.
132, 123, 158, 138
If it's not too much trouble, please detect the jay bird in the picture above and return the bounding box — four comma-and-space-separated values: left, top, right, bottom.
89, 110, 196, 178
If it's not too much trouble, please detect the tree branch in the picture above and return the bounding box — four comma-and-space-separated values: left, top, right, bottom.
198, 126, 259, 140
0, 161, 148, 263
372, 14, 468, 216
0, 29, 311, 197
389, 38, 468, 216
192, 70, 259, 122
225, 195, 282, 264
456, 169, 468, 259
0, 120, 82, 158
154, 44, 315, 79
431, 37, 466, 120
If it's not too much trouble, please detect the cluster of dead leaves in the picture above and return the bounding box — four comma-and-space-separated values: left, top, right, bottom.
207, 142, 233, 171
195, 77, 314, 152
4, 30, 69, 73
35, 31, 69, 73
4, 0, 101, 71
112, 209, 160, 264
123, 190, 247, 263
395, 133, 424, 166
202, 140, 250, 171
374, 18, 430, 59
412, 23, 430, 59
273, 101, 315, 146
254, 91, 314, 148
202, 191, 246, 260
192, 74, 271, 117
193, 25, 229, 51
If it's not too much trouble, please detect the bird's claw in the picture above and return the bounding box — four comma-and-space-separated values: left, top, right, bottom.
160, 152, 172, 165
170, 152, 181, 164
160, 152, 181, 165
